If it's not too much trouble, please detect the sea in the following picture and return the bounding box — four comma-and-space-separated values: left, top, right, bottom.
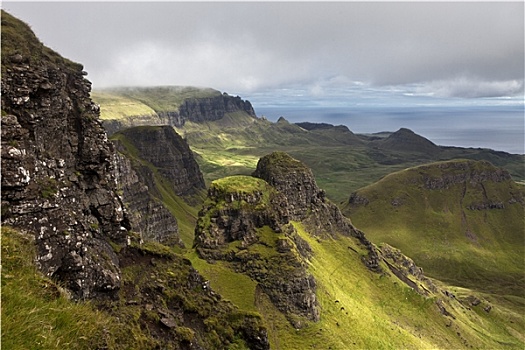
244, 89, 524, 155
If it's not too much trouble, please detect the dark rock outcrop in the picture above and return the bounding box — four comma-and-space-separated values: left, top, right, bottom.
422, 160, 512, 190
113, 126, 205, 197
194, 176, 320, 327
1, 11, 130, 299
379, 244, 438, 295
114, 151, 181, 246
253, 152, 382, 272
173, 93, 256, 126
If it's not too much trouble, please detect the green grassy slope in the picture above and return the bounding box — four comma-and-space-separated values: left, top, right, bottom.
343, 159, 525, 297
187, 176, 524, 349
91, 91, 157, 120
1, 227, 122, 350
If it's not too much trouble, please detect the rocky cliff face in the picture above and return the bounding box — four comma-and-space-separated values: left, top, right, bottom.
253, 152, 382, 272
420, 160, 513, 189
194, 175, 320, 327
114, 151, 181, 246
113, 125, 205, 197
167, 93, 256, 127
1, 11, 130, 299
111, 125, 207, 246
99, 89, 257, 135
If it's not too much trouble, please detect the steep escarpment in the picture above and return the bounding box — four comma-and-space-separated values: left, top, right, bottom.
111, 125, 206, 246
194, 175, 319, 327
94, 87, 257, 134
345, 159, 525, 295
172, 92, 256, 126
1, 11, 130, 299
114, 151, 181, 246
113, 126, 205, 197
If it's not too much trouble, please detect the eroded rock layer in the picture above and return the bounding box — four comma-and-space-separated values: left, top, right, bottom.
1, 11, 130, 299
253, 151, 382, 272
194, 176, 320, 327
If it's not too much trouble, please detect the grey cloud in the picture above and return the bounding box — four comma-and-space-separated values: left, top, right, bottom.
419, 78, 524, 99
3, 2, 523, 97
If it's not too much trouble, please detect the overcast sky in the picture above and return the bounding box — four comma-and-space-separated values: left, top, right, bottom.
3, 1, 524, 100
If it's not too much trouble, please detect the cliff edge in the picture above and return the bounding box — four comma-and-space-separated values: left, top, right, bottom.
1, 10, 130, 299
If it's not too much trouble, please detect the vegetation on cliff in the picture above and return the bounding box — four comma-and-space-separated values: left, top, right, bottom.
2, 227, 270, 350
190, 156, 524, 349
1, 10, 82, 75
1, 227, 114, 350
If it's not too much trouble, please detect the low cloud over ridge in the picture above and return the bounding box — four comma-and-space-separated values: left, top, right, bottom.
3, 2, 524, 99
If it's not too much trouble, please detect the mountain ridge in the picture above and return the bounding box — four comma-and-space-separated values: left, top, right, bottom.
92, 88, 524, 203
93, 86, 256, 134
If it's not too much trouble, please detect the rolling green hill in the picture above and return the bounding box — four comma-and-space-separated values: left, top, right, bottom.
343, 159, 525, 297
94, 86, 222, 116
93, 87, 525, 204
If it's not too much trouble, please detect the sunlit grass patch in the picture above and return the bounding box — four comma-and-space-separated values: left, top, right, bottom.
186, 250, 258, 312
345, 160, 525, 296
91, 91, 157, 120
